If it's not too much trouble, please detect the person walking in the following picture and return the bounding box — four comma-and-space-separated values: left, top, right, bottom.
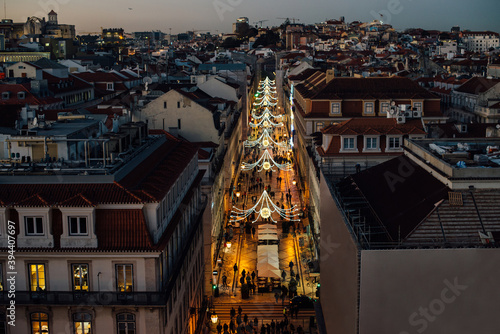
251, 271, 256, 282
234, 264, 238, 275
224, 323, 229, 333
289, 261, 294, 270
251, 226, 256, 238
242, 269, 246, 277
274, 292, 279, 303
230, 307, 236, 319
238, 305, 243, 316
217, 323, 223, 334
244, 314, 248, 324
281, 270, 286, 281
230, 320, 236, 333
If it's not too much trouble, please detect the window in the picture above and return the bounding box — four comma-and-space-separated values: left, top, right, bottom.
0, 264, 3, 291
68, 217, 88, 236
31, 313, 49, 334
364, 102, 374, 114
73, 313, 92, 334
413, 102, 422, 112
330, 102, 341, 114
116, 264, 133, 292
389, 137, 401, 149
117, 313, 136, 334
365, 137, 378, 150
178, 119, 181, 129
177, 101, 180, 108
164, 101, 167, 109
25, 217, 44, 236
343, 137, 355, 150
107, 83, 114, 91
315, 122, 324, 132
29, 264, 46, 291
72, 264, 89, 291
380, 102, 389, 114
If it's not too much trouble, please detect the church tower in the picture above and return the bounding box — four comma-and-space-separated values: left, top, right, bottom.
48, 10, 58, 25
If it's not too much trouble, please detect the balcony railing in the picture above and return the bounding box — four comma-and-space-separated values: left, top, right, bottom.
0, 290, 166, 306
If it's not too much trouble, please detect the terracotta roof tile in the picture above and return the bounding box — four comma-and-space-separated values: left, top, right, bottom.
59, 193, 95, 207
95, 209, 154, 250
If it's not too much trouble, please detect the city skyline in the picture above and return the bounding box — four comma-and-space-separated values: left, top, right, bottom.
4, 0, 500, 35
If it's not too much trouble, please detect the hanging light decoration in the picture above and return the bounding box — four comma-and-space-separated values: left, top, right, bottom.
241, 149, 293, 172
244, 128, 288, 149
230, 190, 301, 224
249, 114, 283, 128
252, 107, 282, 120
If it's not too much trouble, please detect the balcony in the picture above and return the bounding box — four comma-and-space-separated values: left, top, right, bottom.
1, 290, 166, 306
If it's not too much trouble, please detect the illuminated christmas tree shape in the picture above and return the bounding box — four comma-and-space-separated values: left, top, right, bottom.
230, 190, 301, 224
253, 94, 278, 107
241, 149, 292, 172
244, 128, 288, 149
249, 113, 283, 128
252, 107, 282, 120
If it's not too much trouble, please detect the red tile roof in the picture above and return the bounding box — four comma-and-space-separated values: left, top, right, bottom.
455, 77, 500, 95
95, 209, 154, 250
321, 118, 426, 136
59, 193, 95, 207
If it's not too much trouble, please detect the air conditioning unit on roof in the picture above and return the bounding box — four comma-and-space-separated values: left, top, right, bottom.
397, 115, 406, 124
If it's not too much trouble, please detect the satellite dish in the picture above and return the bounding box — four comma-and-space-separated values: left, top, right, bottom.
143, 76, 153, 84
389, 107, 396, 115
33, 117, 38, 125
390, 101, 396, 106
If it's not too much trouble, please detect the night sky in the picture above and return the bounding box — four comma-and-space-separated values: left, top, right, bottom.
6, 0, 500, 34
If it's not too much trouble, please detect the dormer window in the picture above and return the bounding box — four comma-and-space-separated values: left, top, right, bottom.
363, 136, 381, 152
2, 92, 10, 100
106, 83, 114, 91
379, 101, 389, 115
17, 91, 25, 99
68, 217, 88, 236
330, 102, 341, 115
25, 217, 44, 236
364, 102, 374, 115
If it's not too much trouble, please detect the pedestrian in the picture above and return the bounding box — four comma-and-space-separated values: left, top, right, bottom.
295, 273, 300, 286
261, 325, 266, 334
223, 274, 227, 287
230, 321, 235, 333
238, 305, 243, 316
234, 263, 238, 274
280, 292, 285, 305
240, 276, 245, 285
290, 324, 295, 333
289, 261, 294, 270
244, 314, 248, 324
224, 323, 229, 333
254, 317, 259, 327
230, 307, 236, 319
246, 275, 252, 284
266, 324, 271, 334
251, 226, 256, 238
251, 271, 256, 282
242, 269, 246, 277
271, 320, 275, 334
237, 314, 242, 325
281, 270, 286, 281
274, 292, 279, 303
283, 307, 287, 317
217, 323, 223, 334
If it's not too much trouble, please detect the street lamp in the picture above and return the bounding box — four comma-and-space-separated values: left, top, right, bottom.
226, 241, 232, 249
292, 180, 297, 186
211, 312, 218, 324
236, 192, 240, 198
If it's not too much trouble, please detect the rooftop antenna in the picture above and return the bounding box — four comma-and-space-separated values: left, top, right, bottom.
4, 0, 6, 19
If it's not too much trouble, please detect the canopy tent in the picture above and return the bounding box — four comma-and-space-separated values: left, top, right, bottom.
259, 224, 277, 230
258, 229, 278, 236
256, 267, 281, 279
258, 234, 278, 241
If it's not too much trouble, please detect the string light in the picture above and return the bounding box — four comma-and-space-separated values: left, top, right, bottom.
244, 128, 288, 149
241, 149, 293, 172
230, 190, 301, 224
249, 114, 283, 128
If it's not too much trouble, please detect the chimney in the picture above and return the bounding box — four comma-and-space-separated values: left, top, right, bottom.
326, 69, 335, 83
112, 114, 120, 133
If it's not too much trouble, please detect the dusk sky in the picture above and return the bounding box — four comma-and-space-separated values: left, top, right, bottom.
6, 0, 500, 34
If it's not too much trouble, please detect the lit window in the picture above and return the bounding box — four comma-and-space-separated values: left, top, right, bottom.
413, 102, 422, 112
389, 137, 400, 149
29, 264, 46, 291
117, 313, 136, 334
380, 102, 389, 114
72, 264, 89, 291
366, 137, 378, 149
343, 137, 355, 150
316, 122, 324, 132
364, 102, 374, 114
69, 217, 88, 236
116, 264, 133, 292
31, 313, 49, 334
0, 264, 3, 291
25, 217, 44, 236
330, 102, 341, 114
73, 313, 92, 334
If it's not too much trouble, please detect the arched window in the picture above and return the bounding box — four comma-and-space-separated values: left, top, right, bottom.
31, 312, 49, 334
117, 313, 136, 334
73, 313, 92, 334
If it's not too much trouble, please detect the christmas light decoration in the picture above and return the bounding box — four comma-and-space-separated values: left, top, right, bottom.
241, 149, 292, 172
244, 128, 288, 149
230, 190, 301, 224
249, 114, 283, 128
